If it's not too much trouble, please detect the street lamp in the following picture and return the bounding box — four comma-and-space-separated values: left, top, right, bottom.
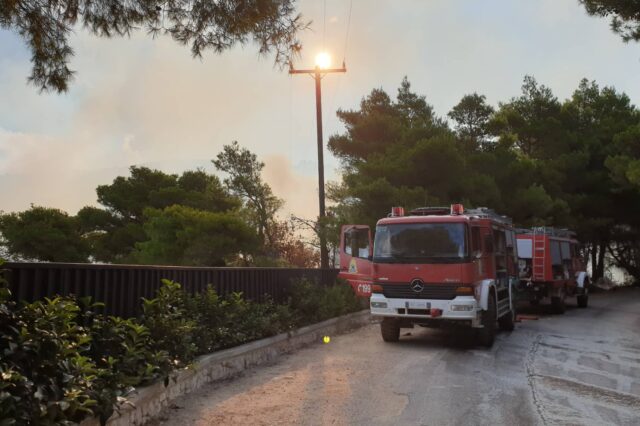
289, 54, 347, 270
315, 52, 331, 69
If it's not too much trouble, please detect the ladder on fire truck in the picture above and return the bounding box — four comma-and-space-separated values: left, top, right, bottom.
532, 227, 546, 281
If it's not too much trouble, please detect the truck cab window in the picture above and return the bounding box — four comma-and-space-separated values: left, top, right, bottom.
373, 223, 467, 263
493, 229, 507, 272
344, 228, 370, 259
471, 227, 481, 254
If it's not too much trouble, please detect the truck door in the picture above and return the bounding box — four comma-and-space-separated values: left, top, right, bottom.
493, 227, 508, 289
482, 228, 495, 280
339, 225, 373, 297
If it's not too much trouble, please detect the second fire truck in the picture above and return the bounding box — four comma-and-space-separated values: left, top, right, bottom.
339, 204, 519, 347
516, 228, 589, 313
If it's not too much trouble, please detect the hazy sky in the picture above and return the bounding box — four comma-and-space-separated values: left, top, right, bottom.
1, 0, 639, 220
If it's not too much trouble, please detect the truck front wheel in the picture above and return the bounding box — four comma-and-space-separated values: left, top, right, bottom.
478, 293, 496, 347
380, 318, 400, 342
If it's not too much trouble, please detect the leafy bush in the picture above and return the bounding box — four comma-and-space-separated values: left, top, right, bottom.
141, 279, 197, 367
287, 278, 325, 325
0, 272, 363, 425
88, 314, 171, 423
0, 264, 173, 425
2, 295, 103, 424
287, 278, 363, 327
220, 294, 292, 346
0, 261, 34, 425
188, 287, 292, 354
317, 280, 364, 320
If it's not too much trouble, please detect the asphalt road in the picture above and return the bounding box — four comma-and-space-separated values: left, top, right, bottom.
151, 288, 640, 426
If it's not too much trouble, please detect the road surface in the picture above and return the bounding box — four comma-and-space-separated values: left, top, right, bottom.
150, 288, 640, 426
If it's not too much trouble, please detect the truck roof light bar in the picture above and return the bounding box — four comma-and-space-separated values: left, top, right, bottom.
451, 204, 464, 215
465, 207, 513, 225
389, 206, 405, 217
408, 207, 450, 216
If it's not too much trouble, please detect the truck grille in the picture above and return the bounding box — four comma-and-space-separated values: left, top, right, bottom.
381, 283, 461, 300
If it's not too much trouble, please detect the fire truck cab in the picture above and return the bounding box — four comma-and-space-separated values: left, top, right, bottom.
339, 204, 519, 347
516, 228, 589, 313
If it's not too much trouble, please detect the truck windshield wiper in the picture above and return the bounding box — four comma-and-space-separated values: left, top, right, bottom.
392, 256, 464, 263
373, 256, 404, 263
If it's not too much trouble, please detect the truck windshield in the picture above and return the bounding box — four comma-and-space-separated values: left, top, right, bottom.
373, 223, 467, 263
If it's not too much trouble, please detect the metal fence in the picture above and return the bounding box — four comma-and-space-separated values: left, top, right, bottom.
3, 262, 340, 318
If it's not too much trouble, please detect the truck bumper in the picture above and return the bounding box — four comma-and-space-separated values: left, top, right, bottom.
370, 293, 482, 328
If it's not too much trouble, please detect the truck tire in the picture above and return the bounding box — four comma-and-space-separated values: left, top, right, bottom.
551, 294, 566, 314
478, 293, 496, 347
498, 305, 516, 332
577, 294, 589, 308
380, 318, 400, 342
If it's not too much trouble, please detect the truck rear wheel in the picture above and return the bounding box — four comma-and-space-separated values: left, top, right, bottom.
478, 293, 496, 347
577, 294, 589, 308
498, 305, 516, 332
551, 294, 566, 314
380, 318, 400, 342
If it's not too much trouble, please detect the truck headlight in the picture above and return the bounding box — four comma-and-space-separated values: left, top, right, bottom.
450, 304, 474, 312
371, 301, 387, 308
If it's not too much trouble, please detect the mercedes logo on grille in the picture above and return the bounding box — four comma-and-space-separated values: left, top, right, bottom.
410, 279, 424, 293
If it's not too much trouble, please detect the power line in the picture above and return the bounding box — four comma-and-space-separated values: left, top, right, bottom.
343, 0, 353, 63
323, 0, 327, 50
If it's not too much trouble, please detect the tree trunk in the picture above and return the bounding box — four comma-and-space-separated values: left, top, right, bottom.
590, 242, 598, 279
593, 240, 607, 281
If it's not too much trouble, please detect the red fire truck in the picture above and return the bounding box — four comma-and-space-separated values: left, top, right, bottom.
515, 228, 589, 313
339, 204, 518, 347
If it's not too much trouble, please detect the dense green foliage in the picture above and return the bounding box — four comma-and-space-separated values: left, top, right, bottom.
328, 77, 640, 283
581, 0, 640, 42
213, 141, 284, 250
78, 167, 241, 264
131, 205, 257, 266
0, 206, 89, 262
1, 144, 319, 267
0, 274, 362, 425
0, 0, 305, 92
0, 283, 162, 424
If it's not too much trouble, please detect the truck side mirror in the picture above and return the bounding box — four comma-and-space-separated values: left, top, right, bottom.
474, 251, 482, 259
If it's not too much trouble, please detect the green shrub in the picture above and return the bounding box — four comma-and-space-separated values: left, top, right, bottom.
287, 278, 325, 326
0, 273, 363, 425
0, 364, 34, 425
190, 286, 229, 353
191, 288, 292, 353
88, 315, 171, 423
317, 281, 363, 320
287, 278, 363, 327
142, 279, 197, 367
221, 294, 292, 346
2, 296, 102, 424
0, 263, 35, 425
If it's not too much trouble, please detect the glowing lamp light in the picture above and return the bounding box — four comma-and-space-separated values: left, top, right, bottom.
315, 52, 331, 69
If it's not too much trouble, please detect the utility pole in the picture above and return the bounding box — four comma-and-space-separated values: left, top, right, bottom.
289, 59, 346, 270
